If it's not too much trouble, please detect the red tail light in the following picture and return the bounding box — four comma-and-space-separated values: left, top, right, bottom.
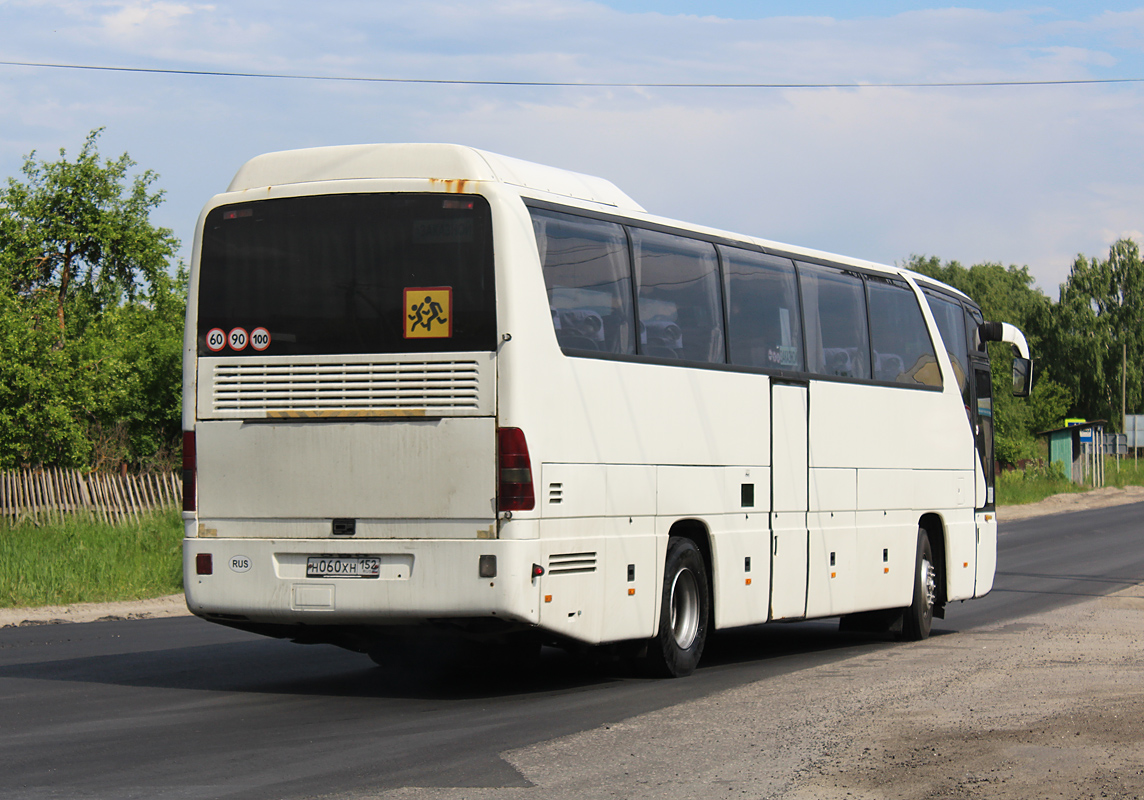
182, 430, 196, 512
497, 427, 534, 511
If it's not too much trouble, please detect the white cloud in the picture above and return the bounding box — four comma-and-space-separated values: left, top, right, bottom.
100, 2, 201, 40
1, 1, 1142, 295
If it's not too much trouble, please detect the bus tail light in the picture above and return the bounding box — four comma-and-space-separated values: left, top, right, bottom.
182, 430, 196, 512
497, 427, 534, 511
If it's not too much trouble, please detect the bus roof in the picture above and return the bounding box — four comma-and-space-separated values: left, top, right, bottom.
227, 143, 646, 211
226, 143, 973, 307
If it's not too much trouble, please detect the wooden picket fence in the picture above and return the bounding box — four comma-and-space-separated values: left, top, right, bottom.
0, 468, 182, 526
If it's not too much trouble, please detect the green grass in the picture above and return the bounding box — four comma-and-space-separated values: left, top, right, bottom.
998, 455, 1144, 507
1102, 455, 1144, 488
996, 469, 1083, 506
0, 509, 183, 608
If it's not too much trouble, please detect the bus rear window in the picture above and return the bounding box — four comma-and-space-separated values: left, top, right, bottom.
197, 194, 495, 356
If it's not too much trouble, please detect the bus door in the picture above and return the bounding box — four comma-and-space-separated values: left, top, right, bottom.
971, 363, 995, 510
971, 361, 997, 594
770, 380, 809, 620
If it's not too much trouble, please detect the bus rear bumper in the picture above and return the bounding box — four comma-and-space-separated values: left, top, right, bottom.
183, 537, 542, 627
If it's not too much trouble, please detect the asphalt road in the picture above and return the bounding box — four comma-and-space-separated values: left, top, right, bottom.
2, 502, 1142, 800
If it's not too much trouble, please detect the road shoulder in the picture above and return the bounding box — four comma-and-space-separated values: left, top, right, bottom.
0, 593, 190, 628
368, 582, 1144, 800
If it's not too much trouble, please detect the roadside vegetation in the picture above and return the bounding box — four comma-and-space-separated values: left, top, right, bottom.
996, 461, 1084, 506
998, 456, 1144, 506
0, 510, 183, 608
0, 129, 183, 472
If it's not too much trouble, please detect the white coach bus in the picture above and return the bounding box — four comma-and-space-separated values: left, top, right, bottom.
182, 144, 1032, 677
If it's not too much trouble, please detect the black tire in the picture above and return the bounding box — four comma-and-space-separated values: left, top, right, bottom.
901, 529, 936, 641
647, 537, 709, 678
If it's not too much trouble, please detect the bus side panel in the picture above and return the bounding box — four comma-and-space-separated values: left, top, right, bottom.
602, 524, 659, 642
808, 380, 973, 612
505, 357, 772, 472
535, 519, 660, 645
806, 467, 856, 618
806, 510, 856, 618
808, 383, 966, 471
713, 466, 772, 629
852, 509, 917, 612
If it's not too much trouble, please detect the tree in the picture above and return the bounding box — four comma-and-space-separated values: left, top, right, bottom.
0, 132, 184, 470
0, 128, 178, 337
1047, 239, 1144, 427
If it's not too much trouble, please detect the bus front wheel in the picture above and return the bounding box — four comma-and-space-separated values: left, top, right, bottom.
901, 529, 936, 641
647, 536, 709, 678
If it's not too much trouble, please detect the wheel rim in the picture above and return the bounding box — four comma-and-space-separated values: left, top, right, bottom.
921, 555, 936, 613
669, 567, 700, 649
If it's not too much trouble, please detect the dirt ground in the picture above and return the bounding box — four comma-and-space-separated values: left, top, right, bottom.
4, 490, 1143, 799
998, 483, 1144, 521
371, 490, 1144, 800
0, 590, 189, 628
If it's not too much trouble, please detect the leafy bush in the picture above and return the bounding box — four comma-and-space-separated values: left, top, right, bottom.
0, 130, 183, 470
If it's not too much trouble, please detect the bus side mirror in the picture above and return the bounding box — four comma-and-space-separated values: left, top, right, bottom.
1012, 356, 1032, 398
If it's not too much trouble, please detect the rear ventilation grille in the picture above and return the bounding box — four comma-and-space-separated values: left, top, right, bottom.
547, 483, 563, 504
548, 552, 597, 575
207, 358, 488, 417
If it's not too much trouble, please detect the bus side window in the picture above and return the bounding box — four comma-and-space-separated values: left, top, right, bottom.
530, 208, 635, 355
721, 247, 803, 371
924, 291, 970, 406
799, 263, 870, 380
629, 228, 725, 364
867, 277, 941, 387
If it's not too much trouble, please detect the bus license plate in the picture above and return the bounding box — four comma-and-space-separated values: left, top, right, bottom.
306, 556, 381, 579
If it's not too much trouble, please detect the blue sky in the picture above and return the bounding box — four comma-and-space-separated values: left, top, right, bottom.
2, 1, 1143, 294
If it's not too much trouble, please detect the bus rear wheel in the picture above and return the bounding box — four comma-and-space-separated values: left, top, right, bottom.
901, 528, 936, 641
647, 536, 709, 678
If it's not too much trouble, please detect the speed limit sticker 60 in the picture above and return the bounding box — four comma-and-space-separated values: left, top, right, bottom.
228, 327, 249, 351
206, 328, 226, 352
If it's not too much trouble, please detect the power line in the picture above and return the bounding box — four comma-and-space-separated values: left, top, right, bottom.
1, 59, 1142, 89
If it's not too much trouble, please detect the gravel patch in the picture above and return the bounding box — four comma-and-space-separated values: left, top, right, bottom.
362, 584, 1144, 800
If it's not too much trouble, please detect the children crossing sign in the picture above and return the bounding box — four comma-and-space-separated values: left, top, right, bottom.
404, 287, 453, 339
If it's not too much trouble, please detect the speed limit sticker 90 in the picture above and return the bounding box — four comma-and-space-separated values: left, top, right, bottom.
228, 327, 249, 351
206, 328, 226, 352
250, 327, 271, 351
